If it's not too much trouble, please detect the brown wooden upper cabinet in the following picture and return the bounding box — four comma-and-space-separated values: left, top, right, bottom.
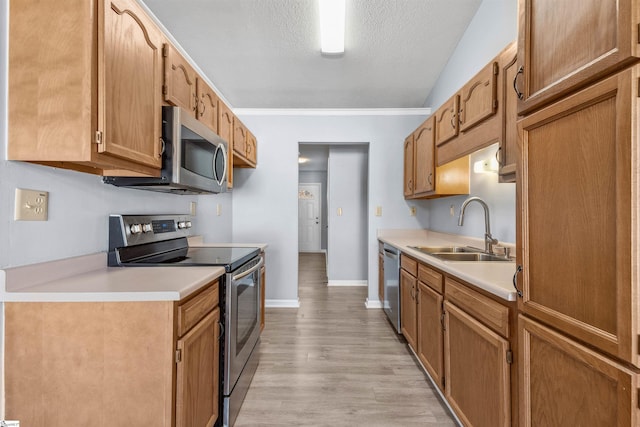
434, 95, 459, 146
163, 44, 220, 136
435, 42, 517, 168
232, 117, 257, 168
518, 65, 638, 367
404, 117, 469, 200
458, 61, 498, 133
403, 135, 415, 197
498, 48, 519, 183
515, 0, 640, 114
9, 0, 165, 176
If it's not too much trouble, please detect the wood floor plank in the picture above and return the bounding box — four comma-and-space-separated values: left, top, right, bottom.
234, 253, 457, 426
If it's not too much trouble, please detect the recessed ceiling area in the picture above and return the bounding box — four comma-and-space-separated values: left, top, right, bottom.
142, 0, 482, 109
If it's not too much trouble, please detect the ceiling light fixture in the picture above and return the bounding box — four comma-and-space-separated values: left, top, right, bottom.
319, 0, 346, 55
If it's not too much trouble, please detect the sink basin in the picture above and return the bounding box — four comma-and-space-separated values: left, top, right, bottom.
430, 252, 512, 262
410, 246, 480, 254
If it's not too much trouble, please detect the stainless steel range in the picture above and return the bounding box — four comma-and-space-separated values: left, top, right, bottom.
108, 214, 262, 427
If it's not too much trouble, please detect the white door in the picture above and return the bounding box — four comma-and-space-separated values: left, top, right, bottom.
298, 183, 322, 252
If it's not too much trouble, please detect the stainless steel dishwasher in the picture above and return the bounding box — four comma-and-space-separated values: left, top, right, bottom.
382, 243, 401, 333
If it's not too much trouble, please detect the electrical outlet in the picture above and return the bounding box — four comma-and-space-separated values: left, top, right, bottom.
450, 205, 455, 217
375, 206, 382, 217
190, 201, 197, 216
337, 207, 343, 216
409, 206, 416, 216
216, 204, 222, 216
14, 188, 48, 221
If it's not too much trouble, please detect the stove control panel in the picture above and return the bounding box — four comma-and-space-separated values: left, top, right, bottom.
109, 214, 193, 249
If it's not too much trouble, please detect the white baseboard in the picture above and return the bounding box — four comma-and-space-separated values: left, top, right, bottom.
265, 299, 300, 308
365, 298, 382, 309
327, 280, 367, 287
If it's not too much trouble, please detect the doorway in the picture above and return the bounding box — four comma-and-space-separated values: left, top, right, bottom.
298, 143, 369, 290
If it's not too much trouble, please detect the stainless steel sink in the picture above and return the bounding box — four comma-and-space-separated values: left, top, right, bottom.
409, 246, 480, 254
430, 252, 512, 262
409, 245, 512, 262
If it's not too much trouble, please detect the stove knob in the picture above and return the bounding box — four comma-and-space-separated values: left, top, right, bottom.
177, 221, 187, 229
185, 221, 192, 228
142, 223, 153, 233
130, 224, 142, 234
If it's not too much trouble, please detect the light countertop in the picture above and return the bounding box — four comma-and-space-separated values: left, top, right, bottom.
378, 229, 517, 301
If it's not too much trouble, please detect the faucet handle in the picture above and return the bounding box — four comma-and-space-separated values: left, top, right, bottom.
493, 245, 511, 258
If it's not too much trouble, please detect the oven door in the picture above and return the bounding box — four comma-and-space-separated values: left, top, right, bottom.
224, 255, 263, 395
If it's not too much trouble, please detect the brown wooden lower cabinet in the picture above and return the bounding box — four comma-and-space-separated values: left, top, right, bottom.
444, 301, 511, 427
519, 315, 640, 427
400, 267, 418, 351
417, 281, 444, 390
4, 279, 222, 427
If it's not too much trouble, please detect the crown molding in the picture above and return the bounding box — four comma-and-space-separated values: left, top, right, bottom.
233, 108, 431, 117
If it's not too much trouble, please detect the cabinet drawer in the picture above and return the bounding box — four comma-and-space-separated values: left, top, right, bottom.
177, 280, 219, 337
400, 255, 418, 276
418, 263, 443, 294
445, 278, 509, 338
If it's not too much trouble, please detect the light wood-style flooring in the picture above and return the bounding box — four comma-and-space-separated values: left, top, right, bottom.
234, 253, 457, 426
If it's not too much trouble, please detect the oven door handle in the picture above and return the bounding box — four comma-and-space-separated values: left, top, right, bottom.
232, 257, 264, 281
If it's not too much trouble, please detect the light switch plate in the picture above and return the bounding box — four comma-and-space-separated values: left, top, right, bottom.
375, 206, 382, 217
409, 206, 416, 216
14, 188, 48, 221
190, 201, 197, 216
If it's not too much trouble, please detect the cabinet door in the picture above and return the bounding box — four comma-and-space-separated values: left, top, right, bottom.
378, 253, 384, 304
519, 67, 637, 365
233, 117, 247, 157
444, 302, 510, 427
163, 44, 197, 114
413, 117, 435, 195
99, 0, 163, 168
176, 308, 219, 427
516, 0, 640, 114
196, 79, 219, 134
434, 95, 459, 146
417, 282, 443, 390
403, 135, 414, 197
498, 50, 518, 182
519, 315, 639, 427
246, 131, 257, 165
218, 101, 234, 188
260, 265, 265, 332
459, 61, 498, 132
400, 269, 417, 351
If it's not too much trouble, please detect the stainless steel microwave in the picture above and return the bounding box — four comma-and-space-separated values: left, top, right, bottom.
103, 106, 228, 194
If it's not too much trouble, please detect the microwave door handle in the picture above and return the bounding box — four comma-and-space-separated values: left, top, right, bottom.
232, 257, 264, 281
213, 144, 227, 187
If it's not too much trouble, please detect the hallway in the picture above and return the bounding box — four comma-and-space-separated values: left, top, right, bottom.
234, 253, 456, 426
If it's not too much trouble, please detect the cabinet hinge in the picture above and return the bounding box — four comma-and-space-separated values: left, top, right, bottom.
442, 377, 446, 389
175, 349, 182, 363
162, 84, 168, 96
493, 99, 498, 109
506, 349, 513, 365
493, 61, 499, 75
162, 44, 169, 57
94, 131, 103, 145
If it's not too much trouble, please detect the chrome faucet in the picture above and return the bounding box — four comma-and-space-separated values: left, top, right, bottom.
458, 196, 498, 254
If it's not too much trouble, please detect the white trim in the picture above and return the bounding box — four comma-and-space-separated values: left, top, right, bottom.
234, 108, 431, 117
265, 299, 300, 308
365, 298, 382, 309
327, 280, 367, 287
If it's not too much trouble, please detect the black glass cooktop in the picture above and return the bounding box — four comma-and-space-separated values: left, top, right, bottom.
128, 246, 260, 272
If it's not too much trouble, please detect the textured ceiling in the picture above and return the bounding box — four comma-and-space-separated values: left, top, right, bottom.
142, 0, 482, 109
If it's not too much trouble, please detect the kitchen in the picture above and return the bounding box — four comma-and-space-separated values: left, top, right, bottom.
1, 0, 638, 426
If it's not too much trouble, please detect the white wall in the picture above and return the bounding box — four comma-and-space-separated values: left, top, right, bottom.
327, 145, 368, 281
424, 0, 518, 110
232, 114, 429, 305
